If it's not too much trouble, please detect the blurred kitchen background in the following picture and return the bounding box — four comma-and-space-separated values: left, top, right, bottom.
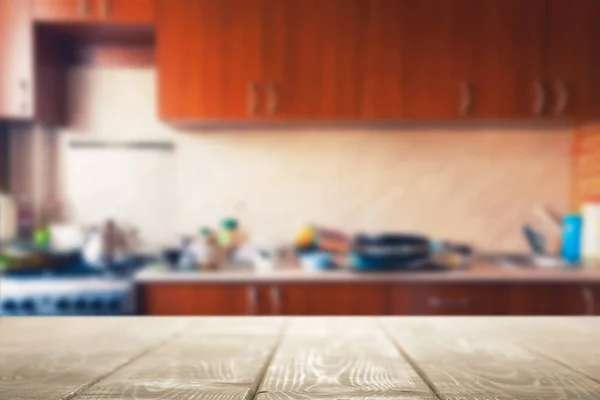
1, 0, 600, 317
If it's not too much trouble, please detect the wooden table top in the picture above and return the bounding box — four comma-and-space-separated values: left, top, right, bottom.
1, 317, 599, 399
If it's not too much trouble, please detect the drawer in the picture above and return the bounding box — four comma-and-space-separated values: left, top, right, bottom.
406, 284, 503, 315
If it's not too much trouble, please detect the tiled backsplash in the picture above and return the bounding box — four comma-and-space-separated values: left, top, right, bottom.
12, 68, 572, 251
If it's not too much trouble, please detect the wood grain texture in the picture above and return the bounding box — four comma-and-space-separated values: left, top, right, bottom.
3, 318, 600, 399
382, 317, 600, 399
0, 317, 190, 400
71, 318, 286, 400
256, 318, 436, 399
470, 0, 546, 118
141, 284, 257, 315
157, 0, 263, 121
478, 317, 600, 384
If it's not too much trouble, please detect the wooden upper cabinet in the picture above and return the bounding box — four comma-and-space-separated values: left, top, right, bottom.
261, 0, 324, 119
0, 0, 33, 120
469, 0, 546, 118
34, 0, 92, 21
545, 0, 600, 119
263, 0, 369, 120
34, 0, 154, 23
400, 0, 474, 119
360, 0, 403, 119
157, 0, 263, 121
99, 0, 154, 23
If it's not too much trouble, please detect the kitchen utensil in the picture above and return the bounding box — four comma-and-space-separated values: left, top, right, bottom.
351, 234, 431, 271
300, 252, 335, 271
522, 224, 547, 255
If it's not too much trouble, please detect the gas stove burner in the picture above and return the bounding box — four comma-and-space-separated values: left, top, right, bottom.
0, 278, 135, 316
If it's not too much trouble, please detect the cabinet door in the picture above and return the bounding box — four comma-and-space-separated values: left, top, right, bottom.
157, 0, 263, 121
269, 285, 387, 315
99, 0, 154, 23
470, 0, 546, 118
557, 285, 600, 315
545, 0, 600, 119
262, 0, 323, 119
409, 284, 502, 315
400, 0, 474, 119
0, 0, 33, 120
263, 0, 367, 120
359, 0, 407, 119
33, 0, 95, 21
503, 284, 559, 315
140, 284, 258, 315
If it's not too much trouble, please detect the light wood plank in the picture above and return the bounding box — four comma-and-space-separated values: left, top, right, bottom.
256, 317, 436, 399
468, 317, 600, 384
71, 318, 286, 400
0, 317, 190, 400
382, 317, 600, 400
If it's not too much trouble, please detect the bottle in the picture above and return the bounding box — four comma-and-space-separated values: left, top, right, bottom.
198, 227, 221, 270
581, 199, 600, 267
562, 213, 582, 265
218, 218, 240, 262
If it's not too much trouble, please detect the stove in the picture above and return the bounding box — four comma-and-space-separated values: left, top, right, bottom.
0, 256, 148, 316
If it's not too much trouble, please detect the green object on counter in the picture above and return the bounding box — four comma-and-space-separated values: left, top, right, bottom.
34, 228, 51, 248
0, 255, 8, 272
199, 227, 212, 236
221, 218, 238, 231
219, 218, 239, 246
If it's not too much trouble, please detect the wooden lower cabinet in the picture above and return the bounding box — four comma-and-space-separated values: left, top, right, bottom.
140, 284, 258, 316
139, 282, 600, 316
391, 284, 504, 315
267, 284, 388, 316
502, 284, 561, 315
556, 284, 600, 315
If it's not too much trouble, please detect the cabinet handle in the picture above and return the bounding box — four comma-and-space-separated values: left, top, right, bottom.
428, 297, 471, 309
459, 81, 472, 117
554, 79, 569, 115
271, 286, 281, 315
247, 82, 258, 116
267, 82, 278, 116
581, 287, 595, 315
101, 0, 111, 18
533, 80, 547, 116
247, 286, 258, 315
78, 0, 89, 16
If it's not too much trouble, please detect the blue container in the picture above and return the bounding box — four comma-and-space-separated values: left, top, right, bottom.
562, 214, 582, 264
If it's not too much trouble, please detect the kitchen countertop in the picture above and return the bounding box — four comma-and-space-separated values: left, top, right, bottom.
1, 317, 599, 399
135, 262, 600, 284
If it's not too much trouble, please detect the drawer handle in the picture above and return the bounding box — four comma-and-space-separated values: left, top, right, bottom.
78, 0, 89, 16
247, 82, 258, 116
271, 286, 281, 315
459, 81, 472, 117
533, 79, 547, 116
101, 0, 111, 18
267, 82, 278, 116
247, 286, 258, 315
428, 297, 471, 309
554, 79, 569, 115
581, 287, 595, 315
